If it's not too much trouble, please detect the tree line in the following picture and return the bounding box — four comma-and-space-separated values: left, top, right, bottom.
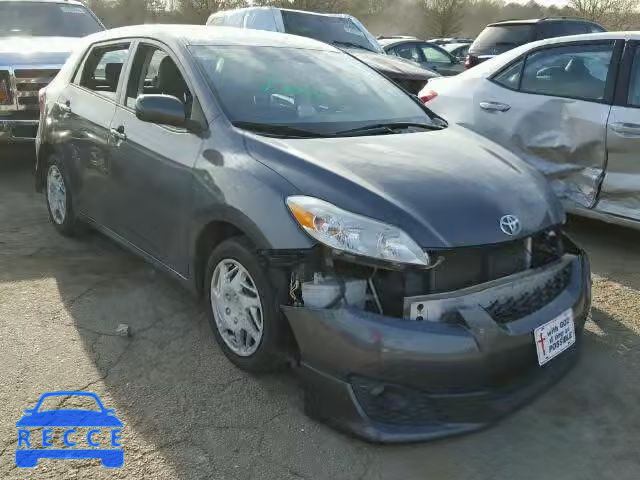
86, 0, 640, 38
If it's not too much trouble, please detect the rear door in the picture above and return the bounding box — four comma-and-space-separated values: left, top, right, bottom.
472, 40, 619, 208
55, 41, 131, 224
596, 41, 640, 220
107, 40, 203, 274
417, 43, 462, 76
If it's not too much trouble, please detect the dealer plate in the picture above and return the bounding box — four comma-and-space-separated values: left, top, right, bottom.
534, 309, 575, 366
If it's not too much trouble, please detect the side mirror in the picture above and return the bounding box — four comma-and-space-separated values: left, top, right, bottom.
135, 94, 187, 128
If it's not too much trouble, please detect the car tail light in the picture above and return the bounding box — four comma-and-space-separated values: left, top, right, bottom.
464, 54, 479, 70
38, 87, 46, 112
419, 90, 438, 103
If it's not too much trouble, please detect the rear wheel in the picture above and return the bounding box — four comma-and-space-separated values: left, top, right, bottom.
45, 156, 83, 236
205, 237, 287, 372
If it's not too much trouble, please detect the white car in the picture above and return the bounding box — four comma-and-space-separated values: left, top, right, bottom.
419, 32, 640, 227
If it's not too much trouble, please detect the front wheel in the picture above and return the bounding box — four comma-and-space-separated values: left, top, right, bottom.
45, 156, 83, 236
205, 237, 287, 373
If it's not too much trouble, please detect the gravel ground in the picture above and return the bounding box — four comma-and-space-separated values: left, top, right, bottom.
0, 157, 638, 479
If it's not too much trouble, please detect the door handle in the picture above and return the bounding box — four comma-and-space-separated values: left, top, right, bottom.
610, 122, 640, 137
110, 126, 126, 142
479, 101, 511, 112
56, 101, 71, 114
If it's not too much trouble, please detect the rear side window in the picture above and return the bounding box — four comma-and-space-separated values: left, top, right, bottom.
420, 45, 452, 63
628, 48, 640, 107
125, 43, 193, 119
245, 9, 277, 31
77, 43, 130, 100
537, 22, 584, 39
493, 58, 524, 90
391, 44, 421, 63
520, 43, 614, 101
473, 25, 534, 52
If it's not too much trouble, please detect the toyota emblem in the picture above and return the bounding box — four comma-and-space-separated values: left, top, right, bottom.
500, 215, 521, 236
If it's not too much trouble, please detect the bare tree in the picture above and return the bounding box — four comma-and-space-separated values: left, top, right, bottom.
569, 0, 639, 29
423, 0, 467, 37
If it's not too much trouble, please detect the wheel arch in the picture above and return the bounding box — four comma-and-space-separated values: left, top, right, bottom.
191, 207, 272, 296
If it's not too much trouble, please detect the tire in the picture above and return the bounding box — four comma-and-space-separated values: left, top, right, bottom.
45, 155, 83, 236
205, 237, 287, 373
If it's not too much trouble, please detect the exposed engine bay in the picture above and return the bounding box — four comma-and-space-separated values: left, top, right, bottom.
262, 226, 568, 322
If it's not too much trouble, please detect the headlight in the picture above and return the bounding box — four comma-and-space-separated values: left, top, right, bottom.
287, 196, 430, 266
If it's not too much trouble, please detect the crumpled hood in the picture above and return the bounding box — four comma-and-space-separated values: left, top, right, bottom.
0, 36, 77, 65
347, 49, 439, 80
244, 126, 564, 248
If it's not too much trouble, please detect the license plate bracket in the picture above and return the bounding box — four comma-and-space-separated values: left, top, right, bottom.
534, 309, 575, 366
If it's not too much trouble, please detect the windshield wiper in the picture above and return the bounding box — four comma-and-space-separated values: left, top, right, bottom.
233, 121, 330, 139
334, 122, 443, 137
332, 41, 375, 52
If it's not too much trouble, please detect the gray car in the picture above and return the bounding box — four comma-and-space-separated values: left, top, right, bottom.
36, 25, 591, 443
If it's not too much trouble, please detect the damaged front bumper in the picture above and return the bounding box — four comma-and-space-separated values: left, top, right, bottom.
282, 251, 591, 443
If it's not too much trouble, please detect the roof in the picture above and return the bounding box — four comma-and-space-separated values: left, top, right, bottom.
523, 31, 640, 45
378, 38, 424, 48
442, 43, 470, 51
488, 17, 602, 27
467, 31, 640, 78
82, 24, 338, 51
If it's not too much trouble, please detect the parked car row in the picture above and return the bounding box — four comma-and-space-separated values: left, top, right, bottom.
32, 18, 592, 443
0, 0, 615, 445
206, 7, 438, 94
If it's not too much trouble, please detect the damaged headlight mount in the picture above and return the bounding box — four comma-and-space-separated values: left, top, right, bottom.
287, 196, 430, 267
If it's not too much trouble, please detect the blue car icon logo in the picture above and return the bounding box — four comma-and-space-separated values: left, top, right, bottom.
15, 391, 123, 468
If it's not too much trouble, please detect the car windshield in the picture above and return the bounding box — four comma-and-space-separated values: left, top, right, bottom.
281, 11, 378, 53
472, 25, 534, 53
0, 2, 103, 37
190, 45, 434, 137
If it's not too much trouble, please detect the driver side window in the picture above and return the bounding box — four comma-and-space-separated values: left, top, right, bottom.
125, 43, 192, 118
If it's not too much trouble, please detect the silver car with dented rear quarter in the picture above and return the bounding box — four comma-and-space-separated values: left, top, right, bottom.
420, 32, 640, 229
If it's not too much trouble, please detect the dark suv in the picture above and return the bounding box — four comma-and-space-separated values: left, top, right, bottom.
466, 17, 605, 68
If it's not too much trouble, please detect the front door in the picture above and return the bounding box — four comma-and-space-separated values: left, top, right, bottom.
54, 42, 131, 225
473, 41, 617, 208
596, 41, 640, 220
108, 42, 202, 274
417, 44, 463, 76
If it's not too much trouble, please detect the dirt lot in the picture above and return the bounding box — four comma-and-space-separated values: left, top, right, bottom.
0, 156, 639, 479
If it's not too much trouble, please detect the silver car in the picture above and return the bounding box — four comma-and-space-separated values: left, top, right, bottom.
420, 32, 640, 228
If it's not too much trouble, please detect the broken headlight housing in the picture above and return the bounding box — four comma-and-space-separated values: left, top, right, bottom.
287, 196, 430, 267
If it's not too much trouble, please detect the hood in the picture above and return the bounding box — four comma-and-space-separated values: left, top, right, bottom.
346, 49, 439, 80
0, 36, 77, 66
244, 126, 564, 249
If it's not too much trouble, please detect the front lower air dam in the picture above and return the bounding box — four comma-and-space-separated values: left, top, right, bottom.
282, 245, 591, 443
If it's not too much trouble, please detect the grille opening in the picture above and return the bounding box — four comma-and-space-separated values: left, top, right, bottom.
371, 228, 564, 318
14, 69, 59, 79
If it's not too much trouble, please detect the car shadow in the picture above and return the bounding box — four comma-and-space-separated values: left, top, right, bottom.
566, 214, 640, 292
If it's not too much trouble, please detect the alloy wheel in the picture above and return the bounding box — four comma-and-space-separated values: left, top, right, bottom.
210, 258, 264, 357
47, 165, 67, 225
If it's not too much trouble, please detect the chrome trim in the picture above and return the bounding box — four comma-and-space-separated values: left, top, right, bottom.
0, 118, 40, 141
0, 65, 63, 112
